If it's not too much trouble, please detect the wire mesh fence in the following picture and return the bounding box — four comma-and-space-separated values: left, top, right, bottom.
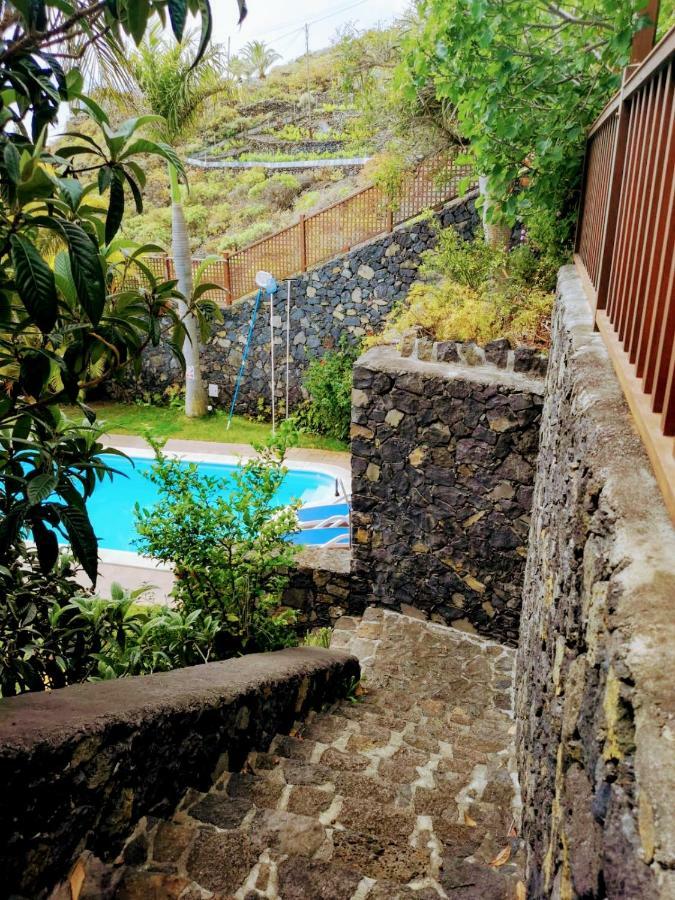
137, 154, 475, 306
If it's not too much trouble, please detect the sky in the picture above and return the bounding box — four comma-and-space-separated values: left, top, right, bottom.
212, 0, 412, 63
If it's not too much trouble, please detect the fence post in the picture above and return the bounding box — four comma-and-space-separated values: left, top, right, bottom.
595, 77, 631, 312
386, 206, 394, 233
631, 0, 660, 64
299, 215, 308, 271
164, 256, 172, 281
223, 252, 233, 305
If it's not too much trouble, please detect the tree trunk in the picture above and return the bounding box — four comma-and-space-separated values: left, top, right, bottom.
170, 165, 208, 418
478, 175, 512, 249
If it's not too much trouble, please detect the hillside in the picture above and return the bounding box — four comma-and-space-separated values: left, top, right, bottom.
105, 41, 389, 258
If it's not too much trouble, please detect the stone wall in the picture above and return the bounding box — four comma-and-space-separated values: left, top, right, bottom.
284, 547, 359, 628
0, 647, 358, 898
515, 266, 675, 899
137, 192, 479, 417
350, 346, 545, 645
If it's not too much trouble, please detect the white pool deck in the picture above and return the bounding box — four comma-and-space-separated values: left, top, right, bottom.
84, 434, 351, 603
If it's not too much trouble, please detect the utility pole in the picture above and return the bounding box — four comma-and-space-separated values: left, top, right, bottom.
227, 36, 231, 71
305, 23, 313, 138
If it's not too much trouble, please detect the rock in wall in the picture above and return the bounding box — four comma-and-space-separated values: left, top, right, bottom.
136, 193, 479, 416
350, 346, 545, 645
515, 266, 675, 899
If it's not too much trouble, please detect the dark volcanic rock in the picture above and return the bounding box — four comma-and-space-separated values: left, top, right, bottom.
350, 347, 544, 645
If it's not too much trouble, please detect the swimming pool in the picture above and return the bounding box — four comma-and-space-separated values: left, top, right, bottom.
76, 453, 342, 554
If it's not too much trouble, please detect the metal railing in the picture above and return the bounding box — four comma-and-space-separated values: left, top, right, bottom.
143, 154, 474, 306
575, 24, 675, 519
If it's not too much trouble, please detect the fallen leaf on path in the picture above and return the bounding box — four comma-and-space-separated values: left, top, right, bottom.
489, 845, 512, 867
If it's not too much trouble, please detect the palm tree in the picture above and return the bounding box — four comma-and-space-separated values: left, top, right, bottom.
227, 54, 252, 84
112, 31, 232, 417
241, 41, 282, 79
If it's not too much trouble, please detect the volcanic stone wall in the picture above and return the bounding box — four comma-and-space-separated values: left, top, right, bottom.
350, 346, 545, 645
515, 267, 675, 899
137, 193, 479, 416
0, 647, 358, 898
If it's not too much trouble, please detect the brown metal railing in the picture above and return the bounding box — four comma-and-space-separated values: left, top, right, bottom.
142, 154, 474, 305
575, 24, 675, 519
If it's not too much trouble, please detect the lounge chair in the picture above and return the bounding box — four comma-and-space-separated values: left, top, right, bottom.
287, 527, 350, 547
296, 501, 350, 529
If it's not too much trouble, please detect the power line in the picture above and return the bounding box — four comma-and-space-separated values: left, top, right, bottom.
236, 0, 370, 46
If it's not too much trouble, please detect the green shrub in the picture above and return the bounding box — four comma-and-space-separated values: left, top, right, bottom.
295, 342, 360, 441
134, 441, 300, 655
219, 221, 275, 251
63, 586, 221, 680
376, 229, 558, 349
248, 173, 302, 210
294, 190, 322, 215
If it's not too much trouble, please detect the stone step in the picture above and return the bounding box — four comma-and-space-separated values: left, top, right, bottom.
77, 610, 523, 898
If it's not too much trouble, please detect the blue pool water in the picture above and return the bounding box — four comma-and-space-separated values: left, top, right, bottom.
78, 454, 337, 553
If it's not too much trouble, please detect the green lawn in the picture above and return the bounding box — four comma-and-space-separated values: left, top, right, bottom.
66, 402, 349, 452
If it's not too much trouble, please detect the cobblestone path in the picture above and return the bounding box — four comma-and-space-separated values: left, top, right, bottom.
82, 610, 525, 899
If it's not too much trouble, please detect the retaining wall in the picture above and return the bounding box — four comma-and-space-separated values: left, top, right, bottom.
515, 266, 675, 899
349, 345, 545, 645
136, 193, 479, 417
0, 647, 358, 898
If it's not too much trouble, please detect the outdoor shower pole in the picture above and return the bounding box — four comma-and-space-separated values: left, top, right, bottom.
286, 280, 291, 419
269, 287, 276, 434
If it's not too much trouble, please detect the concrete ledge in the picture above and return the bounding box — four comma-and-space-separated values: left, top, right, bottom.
0, 647, 359, 898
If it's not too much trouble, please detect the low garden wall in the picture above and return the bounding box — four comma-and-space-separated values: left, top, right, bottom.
516, 266, 675, 898
137, 192, 479, 416
284, 546, 357, 628
350, 344, 545, 645
0, 647, 359, 898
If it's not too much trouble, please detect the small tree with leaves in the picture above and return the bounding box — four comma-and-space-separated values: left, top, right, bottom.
400, 0, 650, 251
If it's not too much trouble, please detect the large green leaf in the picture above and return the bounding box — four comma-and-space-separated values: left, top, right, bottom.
27, 473, 58, 506
54, 251, 78, 306
120, 138, 186, 182
20, 350, 51, 398
10, 235, 58, 332
60, 505, 98, 584
168, 0, 188, 41
3, 141, 21, 184
60, 222, 107, 326
105, 170, 125, 244
127, 0, 151, 45
32, 520, 59, 574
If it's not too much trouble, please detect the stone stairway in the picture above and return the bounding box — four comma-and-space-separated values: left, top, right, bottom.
80, 610, 525, 899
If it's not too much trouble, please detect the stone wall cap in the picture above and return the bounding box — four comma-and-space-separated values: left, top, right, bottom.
296, 546, 352, 575
356, 345, 546, 394
0, 647, 357, 753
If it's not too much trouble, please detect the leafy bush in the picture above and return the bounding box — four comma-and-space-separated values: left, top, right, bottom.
364, 151, 410, 208
248, 173, 302, 210
65, 586, 221, 680
295, 342, 360, 441
219, 221, 275, 251
0, 550, 90, 696
401, 0, 642, 251
294, 191, 322, 215
134, 442, 300, 655
378, 229, 557, 348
